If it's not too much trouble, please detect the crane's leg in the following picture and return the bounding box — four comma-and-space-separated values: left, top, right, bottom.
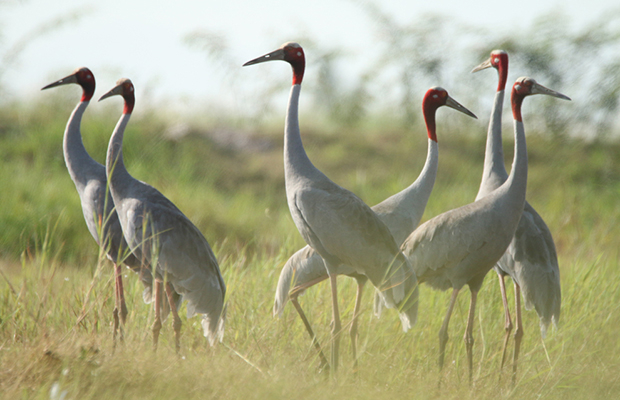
498, 273, 513, 370
463, 289, 479, 385
290, 296, 330, 370
438, 288, 460, 371
112, 263, 121, 346
350, 280, 365, 370
512, 282, 524, 385
152, 280, 163, 351
115, 263, 128, 326
328, 273, 341, 375
165, 282, 182, 353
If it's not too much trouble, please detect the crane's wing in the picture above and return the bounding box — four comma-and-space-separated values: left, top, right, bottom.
402, 201, 502, 291
291, 183, 400, 275
497, 201, 561, 335
119, 183, 225, 319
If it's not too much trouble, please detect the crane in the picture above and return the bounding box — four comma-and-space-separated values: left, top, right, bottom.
472, 50, 562, 383
41, 68, 154, 344
400, 77, 569, 383
244, 42, 418, 373
273, 87, 476, 369
99, 78, 226, 351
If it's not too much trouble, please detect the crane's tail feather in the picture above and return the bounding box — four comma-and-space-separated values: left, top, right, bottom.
373, 288, 384, 319
273, 261, 296, 317
202, 304, 226, 346
376, 254, 419, 332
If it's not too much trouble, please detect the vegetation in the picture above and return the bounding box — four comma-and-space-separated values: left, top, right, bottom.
1, 89, 619, 398
1, 3, 620, 399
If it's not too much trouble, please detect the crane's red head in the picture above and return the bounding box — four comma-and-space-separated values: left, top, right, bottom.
422, 87, 477, 142
472, 50, 508, 92
98, 78, 135, 114
41, 67, 96, 102
511, 77, 570, 122
243, 42, 305, 85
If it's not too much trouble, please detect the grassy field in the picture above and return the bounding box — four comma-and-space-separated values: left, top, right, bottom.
1, 95, 619, 399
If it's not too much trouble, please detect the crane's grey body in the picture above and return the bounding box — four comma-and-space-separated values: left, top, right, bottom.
402, 76, 569, 382
476, 89, 561, 336
243, 42, 419, 372
274, 139, 438, 315
404, 164, 525, 291
283, 84, 418, 326
106, 108, 225, 346
401, 118, 528, 381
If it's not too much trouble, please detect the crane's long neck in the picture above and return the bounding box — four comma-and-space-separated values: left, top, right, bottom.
413, 138, 438, 208
284, 84, 320, 183
376, 138, 437, 244
106, 112, 134, 195
477, 90, 508, 199
63, 101, 102, 188
501, 118, 527, 212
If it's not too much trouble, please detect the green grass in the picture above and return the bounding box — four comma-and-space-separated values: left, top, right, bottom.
1, 96, 619, 398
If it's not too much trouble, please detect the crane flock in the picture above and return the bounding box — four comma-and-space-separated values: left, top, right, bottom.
39, 42, 569, 384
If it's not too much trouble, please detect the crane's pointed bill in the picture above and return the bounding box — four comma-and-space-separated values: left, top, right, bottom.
531, 82, 571, 101
243, 48, 286, 66
445, 96, 477, 119
98, 84, 123, 102
471, 57, 492, 73
41, 73, 79, 90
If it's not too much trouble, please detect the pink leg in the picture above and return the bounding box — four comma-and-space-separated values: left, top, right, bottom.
112, 263, 122, 345
290, 296, 330, 369
350, 280, 365, 369
463, 289, 478, 385
498, 273, 513, 370
288, 275, 331, 369
152, 280, 163, 351
328, 273, 341, 375
438, 288, 460, 370
512, 282, 524, 385
115, 263, 128, 325
165, 282, 182, 353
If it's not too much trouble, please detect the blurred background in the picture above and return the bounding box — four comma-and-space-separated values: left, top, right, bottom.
2, 0, 620, 137
1, 0, 619, 264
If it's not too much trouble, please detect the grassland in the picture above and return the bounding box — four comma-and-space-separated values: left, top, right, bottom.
0, 94, 619, 399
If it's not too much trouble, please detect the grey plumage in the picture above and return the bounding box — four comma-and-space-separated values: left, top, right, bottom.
101, 78, 225, 349
272, 88, 477, 366
473, 51, 562, 382
473, 50, 561, 336
41, 68, 153, 341
244, 42, 418, 372
401, 77, 569, 383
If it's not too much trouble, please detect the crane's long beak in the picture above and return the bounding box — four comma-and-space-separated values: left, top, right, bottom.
445, 96, 478, 119
531, 82, 571, 101
243, 48, 285, 66
98, 83, 123, 101
41, 73, 78, 90
471, 57, 492, 73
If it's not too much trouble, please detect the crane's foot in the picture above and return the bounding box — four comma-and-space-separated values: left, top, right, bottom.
172, 318, 181, 354
511, 326, 524, 386
112, 306, 121, 345
464, 332, 474, 386
165, 283, 182, 354
438, 329, 449, 371
120, 302, 128, 327
152, 319, 162, 352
